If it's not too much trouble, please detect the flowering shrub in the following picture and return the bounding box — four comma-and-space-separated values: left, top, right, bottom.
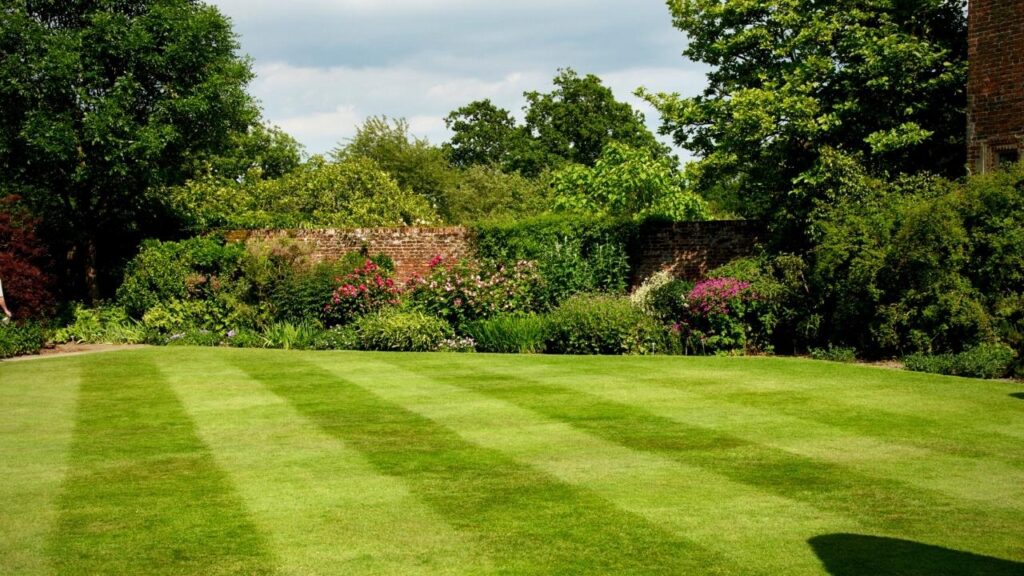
324, 260, 402, 326
677, 278, 756, 353
406, 256, 545, 327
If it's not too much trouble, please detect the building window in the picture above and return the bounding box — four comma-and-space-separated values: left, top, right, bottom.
996, 148, 1020, 168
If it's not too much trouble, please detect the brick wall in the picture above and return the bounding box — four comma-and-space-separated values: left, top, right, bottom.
967, 0, 1024, 173
225, 227, 473, 282
226, 221, 760, 284
629, 221, 761, 284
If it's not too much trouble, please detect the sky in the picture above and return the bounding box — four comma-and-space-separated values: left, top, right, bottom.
208, 0, 709, 158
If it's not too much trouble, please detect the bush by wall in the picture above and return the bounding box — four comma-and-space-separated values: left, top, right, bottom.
545, 294, 666, 355
466, 314, 549, 354
354, 309, 454, 352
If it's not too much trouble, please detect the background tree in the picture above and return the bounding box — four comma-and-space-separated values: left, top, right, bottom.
551, 143, 709, 221
0, 0, 258, 300
195, 123, 304, 183
641, 0, 967, 246
445, 69, 671, 177
334, 116, 456, 217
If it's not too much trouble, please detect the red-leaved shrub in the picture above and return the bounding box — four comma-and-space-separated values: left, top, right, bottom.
0, 196, 55, 319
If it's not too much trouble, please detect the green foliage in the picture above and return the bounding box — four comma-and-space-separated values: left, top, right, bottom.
53, 305, 147, 345
260, 320, 324, 351
631, 271, 694, 323
552, 143, 710, 221
166, 329, 224, 348
443, 100, 534, 173
446, 69, 669, 177
194, 123, 304, 183
465, 315, 550, 354
545, 294, 666, 355
444, 165, 551, 224
1, 0, 259, 298
473, 215, 633, 305
354, 309, 454, 352
334, 117, 456, 217
904, 343, 1016, 380
0, 321, 44, 359
406, 258, 546, 328
171, 155, 437, 231
643, 0, 967, 245
809, 346, 858, 364
312, 325, 360, 351
117, 237, 246, 318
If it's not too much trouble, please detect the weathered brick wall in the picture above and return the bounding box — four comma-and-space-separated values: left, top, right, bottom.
226, 221, 760, 284
225, 227, 473, 282
967, 0, 1024, 173
629, 221, 761, 284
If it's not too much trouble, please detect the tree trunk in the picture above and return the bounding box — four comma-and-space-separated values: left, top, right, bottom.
84, 237, 100, 304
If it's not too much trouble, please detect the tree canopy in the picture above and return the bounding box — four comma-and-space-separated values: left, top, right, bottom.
641, 0, 967, 244
0, 0, 259, 298
446, 69, 670, 177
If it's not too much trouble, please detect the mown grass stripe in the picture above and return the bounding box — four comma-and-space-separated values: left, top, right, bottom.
49, 352, 274, 576
235, 352, 735, 576
311, 353, 855, 575
161, 348, 494, 576
465, 355, 1024, 509
428, 355, 1024, 560
0, 358, 80, 575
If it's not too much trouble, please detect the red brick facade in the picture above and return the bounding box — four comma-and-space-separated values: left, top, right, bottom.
227, 222, 760, 284
968, 0, 1024, 173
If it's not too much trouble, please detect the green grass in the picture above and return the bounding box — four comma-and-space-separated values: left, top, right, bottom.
1, 348, 1022, 575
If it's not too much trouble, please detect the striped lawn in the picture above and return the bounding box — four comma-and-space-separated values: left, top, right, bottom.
0, 348, 1021, 575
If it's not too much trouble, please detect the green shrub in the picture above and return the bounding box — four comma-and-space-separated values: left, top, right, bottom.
631, 271, 694, 323
166, 330, 224, 347
117, 237, 246, 318
354, 310, 453, 352
466, 315, 549, 354
225, 328, 265, 349
809, 346, 857, 363
53, 306, 147, 345
545, 294, 666, 355
261, 320, 325, 351
312, 325, 360, 351
473, 215, 633, 305
904, 343, 1016, 379
0, 321, 44, 359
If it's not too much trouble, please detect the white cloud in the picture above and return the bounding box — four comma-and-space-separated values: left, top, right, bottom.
209, 0, 708, 158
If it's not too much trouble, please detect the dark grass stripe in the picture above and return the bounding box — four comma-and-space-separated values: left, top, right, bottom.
50, 354, 274, 576
421, 356, 1024, 555
234, 354, 739, 576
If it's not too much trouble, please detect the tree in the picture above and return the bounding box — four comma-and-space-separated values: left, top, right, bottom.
551, 143, 709, 221
334, 116, 456, 217
526, 69, 670, 168
171, 156, 437, 231
443, 165, 550, 224
196, 123, 304, 183
445, 69, 671, 176
642, 0, 967, 245
0, 0, 259, 300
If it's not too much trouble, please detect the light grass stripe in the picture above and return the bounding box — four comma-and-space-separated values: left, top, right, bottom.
242, 352, 734, 575
49, 352, 274, 575
452, 355, 1024, 559
0, 358, 80, 575
311, 353, 859, 575
160, 348, 493, 576
473, 356, 1024, 510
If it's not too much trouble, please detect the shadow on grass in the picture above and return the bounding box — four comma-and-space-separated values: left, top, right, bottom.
1010, 392, 1024, 400
809, 534, 1023, 576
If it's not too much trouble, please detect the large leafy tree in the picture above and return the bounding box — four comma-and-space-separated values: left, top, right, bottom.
446, 69, 670, 176
642, 0, 967, 245
334, 117, 456, 217
0, 0, 258, 300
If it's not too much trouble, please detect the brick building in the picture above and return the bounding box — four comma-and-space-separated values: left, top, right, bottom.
967, 0, 1024, 173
